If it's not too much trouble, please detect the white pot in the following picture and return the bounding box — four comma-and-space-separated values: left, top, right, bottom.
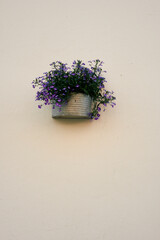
52, 93, 92, 119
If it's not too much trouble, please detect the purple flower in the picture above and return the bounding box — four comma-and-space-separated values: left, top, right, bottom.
111, 102, 116, 107
98, 107, 101, 112
76, 85, 80, 87
38, 105, 42, 109
108, 95, 112, 99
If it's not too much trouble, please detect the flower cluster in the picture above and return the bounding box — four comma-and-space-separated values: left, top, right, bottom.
32, 60, 116, 120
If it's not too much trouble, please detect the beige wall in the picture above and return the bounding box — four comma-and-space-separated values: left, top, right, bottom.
0, 0, 160, 239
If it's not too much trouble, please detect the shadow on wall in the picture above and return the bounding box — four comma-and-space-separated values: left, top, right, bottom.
52, 118, 94, 126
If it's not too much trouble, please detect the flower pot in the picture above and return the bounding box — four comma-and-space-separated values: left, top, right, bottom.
52, 93, 92, 119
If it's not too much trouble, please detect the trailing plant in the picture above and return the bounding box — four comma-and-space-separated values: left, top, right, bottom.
32, 59, 116, 120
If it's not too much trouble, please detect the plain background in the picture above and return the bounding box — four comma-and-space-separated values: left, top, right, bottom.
0, 0, 160, 239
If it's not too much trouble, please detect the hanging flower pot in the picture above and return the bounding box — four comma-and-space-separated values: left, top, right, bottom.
32, 60, 116, 120
52, 93, 92, 119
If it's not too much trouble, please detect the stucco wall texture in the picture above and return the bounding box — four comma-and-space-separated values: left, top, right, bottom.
0, 0, 160, 239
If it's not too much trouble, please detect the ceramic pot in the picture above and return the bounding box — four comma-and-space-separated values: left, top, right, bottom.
52, 93, 92, 119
